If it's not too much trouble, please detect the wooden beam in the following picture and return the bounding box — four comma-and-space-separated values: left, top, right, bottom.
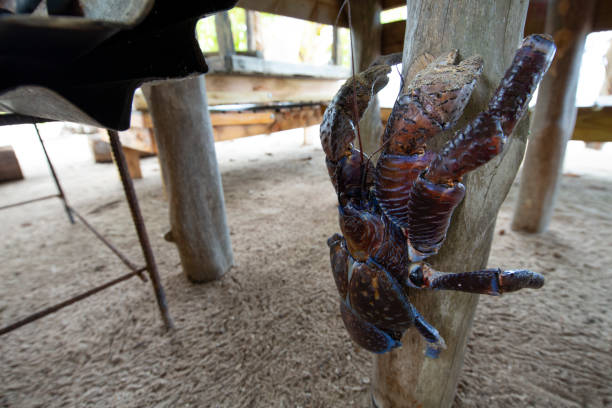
381, 20, 405, 55
572, 106, 612, 142
236, 0, 348, 27
121, 147, 142, 179
143, 76, 234, 283
205, 74, 344, 105
512, 0, 596, 233
593, 0, 612, 31
205, 54, 350, 78
382, 0, 405, 10
372, 1, 531, 407
211, 105, 323, 141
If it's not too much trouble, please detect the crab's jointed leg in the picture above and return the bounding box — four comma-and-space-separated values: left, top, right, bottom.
406, 262, 545, 296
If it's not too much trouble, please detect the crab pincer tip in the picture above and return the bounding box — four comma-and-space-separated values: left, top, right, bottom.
523, 34, 556, 63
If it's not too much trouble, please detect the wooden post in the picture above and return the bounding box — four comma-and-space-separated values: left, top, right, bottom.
371, 1, 530, 407
142, 76, 234, 283
351, 0, 384, 160
215, 11, 235, 58
512, 0, 595, 233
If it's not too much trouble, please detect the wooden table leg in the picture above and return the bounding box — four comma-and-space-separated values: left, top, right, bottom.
142, 76, 234, 282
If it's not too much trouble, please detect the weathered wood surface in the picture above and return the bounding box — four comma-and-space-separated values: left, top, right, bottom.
381, 20, 405, 55
205, 55, 350, 78
0, 145, 23, 182
572, 106, 612, 142
211, 105, 323, 141
143, 76, 234, 282
372, 1, 531, 407
352, 0, 384, 160
512, 0, 595, 233
236, 0, 347, 27
204, 74, 343, 105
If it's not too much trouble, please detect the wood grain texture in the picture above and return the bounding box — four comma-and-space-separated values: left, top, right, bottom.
143, 76, 234, 282
372, 1, 531, 407
236, 0, 347, 27
381, 20, 406, 55
512, 0, 595, 233
205, 74, 344, 105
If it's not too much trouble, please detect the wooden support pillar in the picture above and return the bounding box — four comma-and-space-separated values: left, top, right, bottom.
371, 1, 530, 407
512, 0, 595, 233
215, 11, 235, 58
143, 76, 234, 283
351, 0, 384, 160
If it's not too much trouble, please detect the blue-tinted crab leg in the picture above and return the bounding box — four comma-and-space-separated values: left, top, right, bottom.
412, 308, 446, 359
405, 35, 556, 259
406, 262, 545, 296
339, 301, 402, 354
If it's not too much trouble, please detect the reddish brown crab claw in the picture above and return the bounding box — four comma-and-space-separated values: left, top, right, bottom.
322, 34, 556, 356
320, 64, 391, 162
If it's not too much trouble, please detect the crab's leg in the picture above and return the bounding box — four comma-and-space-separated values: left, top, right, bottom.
339, 301, 402, 354
405, 34, 556, 259
375, 53, 483, 229
406, 262, 545, 296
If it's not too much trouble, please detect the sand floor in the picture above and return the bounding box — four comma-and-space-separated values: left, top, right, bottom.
0, 123, 611, 407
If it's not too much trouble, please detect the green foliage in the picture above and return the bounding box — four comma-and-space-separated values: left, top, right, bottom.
196, 8, 248, 53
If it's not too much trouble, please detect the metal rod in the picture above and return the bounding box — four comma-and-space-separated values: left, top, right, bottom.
69, 206, 147, 282
0, 267, 146, 336
0, 194, 60, 211
34, 124, 74, 224
107, 130, 174, 329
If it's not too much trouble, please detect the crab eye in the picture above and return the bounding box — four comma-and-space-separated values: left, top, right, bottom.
409, 264, 424, 286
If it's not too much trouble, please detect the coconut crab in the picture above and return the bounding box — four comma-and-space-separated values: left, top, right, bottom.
321, 34, 556, 356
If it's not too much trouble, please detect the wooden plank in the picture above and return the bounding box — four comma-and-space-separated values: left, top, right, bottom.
210, 111, 276, 126
212, 106, 323, 141
205, 74, 344, 105
0, 145, 24, 182
572, 106, 612, 142
381, 20, 405, 55
382, 0, 405, 10
205, 54, 350, 78
101, 127, 156, 154
236, 0, 347, 27
593, 0, 612, 31
122, 147, 142, 179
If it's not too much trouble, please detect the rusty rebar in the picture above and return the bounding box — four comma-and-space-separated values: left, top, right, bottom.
34, 124, 74, 224
107, 130, 174, 329
0, 267, 146, 336
0, 194, 60, 210
69, 206, 147, 282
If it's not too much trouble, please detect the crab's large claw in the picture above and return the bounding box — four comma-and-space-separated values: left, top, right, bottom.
339, 301, 402, 354
375, 52, 483, 230
320, 64, 391, 162
406, 34, 556, 259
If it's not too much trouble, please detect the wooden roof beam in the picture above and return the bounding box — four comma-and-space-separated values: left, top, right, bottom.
236, 0, 348, 27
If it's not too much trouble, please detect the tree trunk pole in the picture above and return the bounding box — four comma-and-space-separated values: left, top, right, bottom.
512, 0, 595, 233
372, 1, 530, 407
352, 0, 384, 160
143, 76, 234, 283
512, 0, 595, 232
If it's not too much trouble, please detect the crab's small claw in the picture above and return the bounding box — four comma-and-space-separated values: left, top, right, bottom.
320, 64, 391, 162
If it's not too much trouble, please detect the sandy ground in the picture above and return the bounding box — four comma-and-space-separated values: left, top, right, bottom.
0, 123, 611, 408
